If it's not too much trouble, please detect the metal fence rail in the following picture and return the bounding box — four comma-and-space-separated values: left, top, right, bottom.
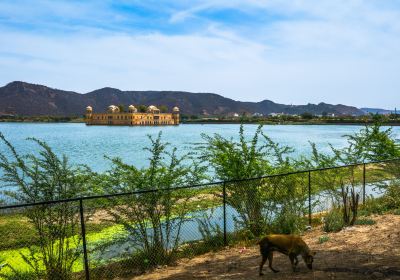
0, 158, 399, 279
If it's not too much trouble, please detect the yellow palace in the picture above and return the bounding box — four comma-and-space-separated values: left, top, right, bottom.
85, 105, 180, 126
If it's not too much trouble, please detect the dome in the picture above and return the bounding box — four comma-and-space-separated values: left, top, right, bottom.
173, 106, 180, 112
86, 106, 93, 112
107, 105, 120, 113
147, 105, 160, 113
128, 105, 137, 113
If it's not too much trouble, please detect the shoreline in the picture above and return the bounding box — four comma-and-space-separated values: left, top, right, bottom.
1, 118, 400, 126
182, 121, 400, 126
1, 120, 400, 126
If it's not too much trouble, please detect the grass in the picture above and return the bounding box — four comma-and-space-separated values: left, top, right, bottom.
0, 215, 37, 251
318, 235, 330, 244
0, 200, 222, 277
354, 218, 376, 225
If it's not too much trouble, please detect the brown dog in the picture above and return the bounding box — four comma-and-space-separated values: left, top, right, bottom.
258, 234, 316, 276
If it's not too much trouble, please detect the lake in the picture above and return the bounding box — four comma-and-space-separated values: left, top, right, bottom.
0, 123, 399, 172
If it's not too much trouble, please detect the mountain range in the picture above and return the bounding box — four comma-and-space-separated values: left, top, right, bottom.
0, 81, 367, 117
360, 108, 395, 115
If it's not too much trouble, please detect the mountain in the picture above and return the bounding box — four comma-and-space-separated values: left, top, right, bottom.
360, 108, 393, 115
0, 81, 365, 117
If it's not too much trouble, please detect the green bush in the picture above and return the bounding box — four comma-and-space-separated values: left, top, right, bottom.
100, 132, 206, 267
0, 133, 94, 280
354, 218, 376, 225
392, 209, 400, 215
318, 235, 330, 244
272, 206, 307, 234
383, 183, 400, 210
323, 208, 344, 232
359, 196, 388, 216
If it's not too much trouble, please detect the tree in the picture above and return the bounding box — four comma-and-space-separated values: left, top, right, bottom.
199, 124, 298, 236
303, 119, 400, 228
159, 105, 168, 113
117, 104, 125, 112
300, 112, 313, 120
100, 132, 206, 266
332, 119, 400, 163
0, 133, 93, 279
138, 105, 147, 113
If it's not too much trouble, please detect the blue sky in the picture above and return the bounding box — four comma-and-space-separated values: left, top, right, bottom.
1, 0, 400, 108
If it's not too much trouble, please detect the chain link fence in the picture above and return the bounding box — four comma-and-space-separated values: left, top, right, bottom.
0, 159, 399, 279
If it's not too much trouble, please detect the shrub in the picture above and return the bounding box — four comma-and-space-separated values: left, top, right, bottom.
199, 124, 295, 236
354, 218, 376, 225
0, 133, 93, 280
382, 182, 400, 210
100, 132, 206, 267
318, 235, 330, 244
323, 208, 344, 232
393, 209, 400, 215
272, 201, 307, 234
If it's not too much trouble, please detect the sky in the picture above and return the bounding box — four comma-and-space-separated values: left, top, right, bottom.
0, 0, 399, 109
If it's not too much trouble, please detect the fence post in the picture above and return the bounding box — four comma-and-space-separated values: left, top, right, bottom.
363, 163, 366, 204
308, 171, 312, 226
223, 182, 227, 246
79, 199, 90, 280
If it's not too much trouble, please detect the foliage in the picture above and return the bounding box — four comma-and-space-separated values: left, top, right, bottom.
303, 120, 400, 227
339, 179, 359, 226
99, 132, 206, 266
359, 196, 387, 216
382, 181, 400, 209
199, 124, 295, 235
332, 120, 400, 164
360, 181, 400, 216
318, 235, 330, 244
196, 208, 225, 249
159, 105, 168, 113
300, 112, 314, 120
117, 104, 125, 113
354, 218, 376, 225
272, 205, 307, 234
0, 214, 38, 250
138, 105, 147, 113
0, 133, 93, 280
323, 208, 344, 232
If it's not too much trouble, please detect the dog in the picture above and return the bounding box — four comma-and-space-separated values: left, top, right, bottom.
257, 234, 316, 276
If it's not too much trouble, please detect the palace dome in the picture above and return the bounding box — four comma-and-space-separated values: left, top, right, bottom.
147, 105, 160, 113
128, 105, 138, 113
108, 105, 120, 113
86, 106, 93, 112
173, 106, 180, 112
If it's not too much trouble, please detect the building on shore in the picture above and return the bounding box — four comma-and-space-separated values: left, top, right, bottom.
85, 105, 179, 126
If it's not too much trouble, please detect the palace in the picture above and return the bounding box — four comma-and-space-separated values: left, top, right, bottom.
85, 105, 179, 126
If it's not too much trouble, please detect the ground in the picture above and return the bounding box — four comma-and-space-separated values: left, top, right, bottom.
129, 214, 400, 280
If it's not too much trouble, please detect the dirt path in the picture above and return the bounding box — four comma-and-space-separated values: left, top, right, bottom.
129, 214, 400, 280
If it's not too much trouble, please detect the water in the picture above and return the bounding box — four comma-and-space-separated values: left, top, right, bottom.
1, 123, 398, 266
2, 123, 398, 172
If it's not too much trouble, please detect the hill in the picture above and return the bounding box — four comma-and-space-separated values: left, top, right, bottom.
361, 107, 393, 115
0, 81, 365, 117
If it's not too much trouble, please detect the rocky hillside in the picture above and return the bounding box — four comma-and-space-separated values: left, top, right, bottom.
0, 81, 365, 116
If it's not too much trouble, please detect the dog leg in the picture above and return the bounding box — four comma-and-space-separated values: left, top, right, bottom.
268, 251, 279, 273
259, 255, 267, 276
289, 254, 297, 272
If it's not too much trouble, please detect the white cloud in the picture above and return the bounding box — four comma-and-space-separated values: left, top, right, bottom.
0, 0, 400, 108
